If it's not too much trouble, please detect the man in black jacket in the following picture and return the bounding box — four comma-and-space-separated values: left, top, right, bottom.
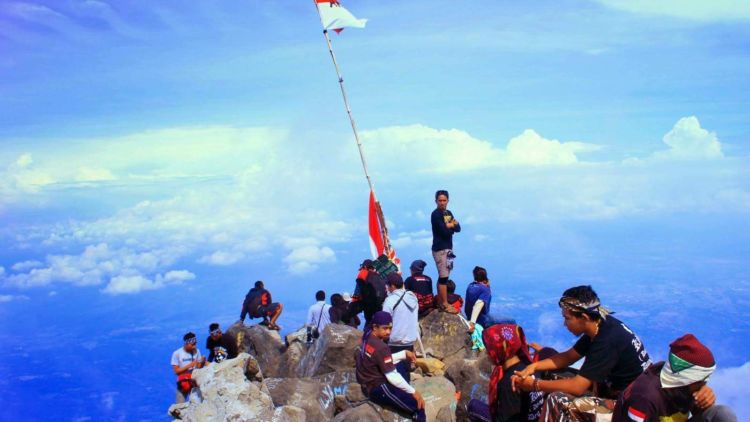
431, 190, 460, 313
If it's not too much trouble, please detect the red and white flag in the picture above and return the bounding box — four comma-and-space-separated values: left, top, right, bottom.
368, 191, 401, 267
316, 0, 367, 33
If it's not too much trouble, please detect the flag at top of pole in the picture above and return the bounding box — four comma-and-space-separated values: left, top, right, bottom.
315, 0, 367, 33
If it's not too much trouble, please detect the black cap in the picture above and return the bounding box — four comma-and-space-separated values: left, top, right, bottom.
410, 259, 427, 273
360, 259, 374, 269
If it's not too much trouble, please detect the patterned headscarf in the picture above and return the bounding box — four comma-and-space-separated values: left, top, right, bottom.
559, 296, 612, 320
482, 323, 532, 421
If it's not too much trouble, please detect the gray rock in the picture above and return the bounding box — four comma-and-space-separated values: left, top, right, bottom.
297, 324, 362, 377
413, 376, 457, 422
263, 377, 332, 420
312, 370, 359, 411
344, 382, 367, 403
436, 405, 455, 422
444, 355, 492, 421
334, 395, 351, 414
333, 402, 411, 422
419, 311, 470, 362
168, 353, 275, 421
228, 322, 286, 377
273, 405, 307, 422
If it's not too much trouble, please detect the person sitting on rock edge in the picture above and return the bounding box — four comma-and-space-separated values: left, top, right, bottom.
445, 279, 464, 314
356, 311, 425, 422
171, 332, 206, 404
205, 323, 238, 363
431, 189, 461, 314
512, 285, 651, 422
468, 323, 546, 422
404, 259, 435, 318
613, 334, 737, 422
382, 272, 420, 383
306, 290, 332, 341
239, 280, 283, 330
465, 266, 492, 333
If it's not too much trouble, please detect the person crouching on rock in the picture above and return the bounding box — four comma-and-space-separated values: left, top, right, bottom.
467, 323, 546, 422
356, 311, 426, 422
239, 280, 283, 330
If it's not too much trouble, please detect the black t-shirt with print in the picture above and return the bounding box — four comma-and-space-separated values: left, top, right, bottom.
355, 335, 396, 395
494, 361, 544, 422
574, 316, 651, 395
205, 333, 238, 363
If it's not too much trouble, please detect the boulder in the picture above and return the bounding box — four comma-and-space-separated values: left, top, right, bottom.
278, 340, 308, 378
333, 402, 411, 422
413, 376, 457, 422
296, 324, 362, 377
419, 311, 470, 362
273, 405, 307, 422
312, 370, 359, 412
415, 357, 446, 376
444, 354, 493, 421
263, 377, 332, 420
168, 353, 275, 421
227, 322, 285, 377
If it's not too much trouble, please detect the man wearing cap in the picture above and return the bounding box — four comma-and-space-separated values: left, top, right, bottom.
205, 323, 238, 363
171, 332, 206, 403
512, 285, 651, 422
404, 259, 435, 318
383, 272, 420, 382
465, 266, 492, 333
347, 259, 386, 327
613, 334, 737, 422
431, 190, 461, 314
356, 311, 426, 422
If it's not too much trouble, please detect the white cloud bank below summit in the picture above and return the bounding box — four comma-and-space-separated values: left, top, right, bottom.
593, 0, 750, 21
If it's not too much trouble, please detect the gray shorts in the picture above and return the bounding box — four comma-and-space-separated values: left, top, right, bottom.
432, 249, 453, 279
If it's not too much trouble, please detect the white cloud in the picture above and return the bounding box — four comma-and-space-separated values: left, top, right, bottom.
361, 125, 599, 172
283, 238, 336, 275
198, 250, 245, 266
0, 294, 30, 303
101, 270, 195, 295
593, 0, 750, 22
711, 361, 750, 416
653, 116, 723, 161
11, 260, 43, 271
391, 229, 432, 249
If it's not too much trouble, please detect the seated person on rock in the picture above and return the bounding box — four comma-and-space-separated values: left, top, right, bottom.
613, 334, 737, 422
382, 272, 420, 383
512, 285, 651, 422
404, 259, 435, 318
205, 323, 238, 363
171, 332, 206, 404
444, 279, 463, 314
356, 311, 425, 422
239, 280, 283, 330
468, 323, 546, 422
329, 293, 360, 328
346, 259, 386, 328
465, 266, 492, 333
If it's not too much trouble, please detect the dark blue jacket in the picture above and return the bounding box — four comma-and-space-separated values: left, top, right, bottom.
431, 208, 460, 251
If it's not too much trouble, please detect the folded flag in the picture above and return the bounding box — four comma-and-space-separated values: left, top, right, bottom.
316, 0, 367, 33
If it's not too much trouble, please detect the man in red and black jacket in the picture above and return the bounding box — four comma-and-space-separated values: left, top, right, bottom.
346, 259, 386, 328
240, 280, 283, 330
404, 259, 435, 318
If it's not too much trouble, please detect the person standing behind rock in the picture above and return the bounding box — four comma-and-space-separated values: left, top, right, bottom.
465, 266, 492, 333
346, 259, 386, 328
356, 311, 425, 422
404, 259, 435, 318
382, 272, 420, 383
205, 323, 238, 363
171, 332, 206, 404
431, 190, 460, 314
306, 290, 332, 342
330, 293, 360, 328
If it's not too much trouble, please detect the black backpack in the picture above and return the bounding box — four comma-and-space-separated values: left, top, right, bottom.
243, 288, 264, 319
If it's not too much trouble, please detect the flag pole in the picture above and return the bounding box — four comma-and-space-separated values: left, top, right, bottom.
312, 1, 393, 254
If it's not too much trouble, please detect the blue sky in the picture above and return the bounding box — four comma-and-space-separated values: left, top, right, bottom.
1, 1, 749, 420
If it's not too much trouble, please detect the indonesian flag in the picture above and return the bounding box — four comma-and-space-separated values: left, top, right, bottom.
627, 407, 646, 422
316, 0, 367, 33
368, 190, 385, 258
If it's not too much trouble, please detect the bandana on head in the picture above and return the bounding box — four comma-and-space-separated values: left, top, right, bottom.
184, 336, 197, 345
210, 329, 222, 336
559, 296, 612, 320
482, 323, 532, 421
660, 334, 716, 388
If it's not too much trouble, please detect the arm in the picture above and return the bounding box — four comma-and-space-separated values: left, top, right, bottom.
469, 299, 485, 323
514, 373, 593, 396
431, 211, 453, 238
515, 347, 582, 378
385, 369, 415, 394
172, 361, 196, 375
391, 350, 417, 364
306, 305, 314, 327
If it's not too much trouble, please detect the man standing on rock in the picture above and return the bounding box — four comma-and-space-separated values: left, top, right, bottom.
512, 285, 651, 421
205, 323, 238, 363
171, 332, 206, 404
356, 311, 426, 422
431, 190, 460, 314
382, 272, 420, 383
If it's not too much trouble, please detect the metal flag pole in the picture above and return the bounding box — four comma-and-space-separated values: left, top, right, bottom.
312, 0, 393, 254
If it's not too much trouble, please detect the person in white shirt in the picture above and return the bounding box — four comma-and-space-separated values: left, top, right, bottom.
382, 272, 420, 382
170, 332, 206, 404
306, 290, 332, 342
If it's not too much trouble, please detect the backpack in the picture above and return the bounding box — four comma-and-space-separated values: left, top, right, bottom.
370, 273, 387, 304
243, 288, 264, 319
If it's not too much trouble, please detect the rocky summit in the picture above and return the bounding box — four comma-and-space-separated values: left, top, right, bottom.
169, 311, 486, 421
